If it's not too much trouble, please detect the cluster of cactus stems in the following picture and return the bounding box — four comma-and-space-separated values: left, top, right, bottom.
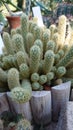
0, 14, 73, 103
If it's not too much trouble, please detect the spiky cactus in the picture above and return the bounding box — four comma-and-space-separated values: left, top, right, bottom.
32, 82, 40, 90
47, 72, 54, 82
39, 75, 47, 85
56, 66, 66, 78
19, 63, 30, 79
31, 73, 39, 82
15, 119, 32, 130
3, 32, 14, 54
26, 32, 34, 54
56, 45, 73, 67
43, 50, 54, 74
11, 29, 16, 37
46, 40, 55, 51
16, 51, 26, 66
11, 79, 32, 103
21, 13, 28, 51
8, 68, 20, 90
30, 45, 41, 74
42, 30, 50, 53
12, 34, 25, 53
33, 26, 42, 40
34, 39, 43, 59
49, 24, 57, 39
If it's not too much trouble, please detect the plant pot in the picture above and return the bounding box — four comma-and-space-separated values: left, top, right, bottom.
6, 16, 20, 29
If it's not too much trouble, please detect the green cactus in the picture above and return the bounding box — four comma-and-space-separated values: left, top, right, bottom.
21, 79, 32, 92
33, 26, 42, 40
42, 30, 50, 53
58, 50, 64, 58
32, 82, 40, 90
39, 75, 47, 85
53, 33, 60, 53
46, 40, 55, 51
11, 29, 16, 37
11, 79, 32, 103
16, 51, 26, 66
19, 63, 30, 79
51, 66, 57, 73
49, 24, 57, 39
31, 73, 39, 82
56, 66, 66, 78
16, 27, 21, 34
47, 72, 54, 82
11, 86, 31, 103
0, 68, 7, 82
43, 50, 54, 74
55, 54, 60, 64
15, 119, 32, 130
8, 68, 20, 90
26, 32, 34, 54
34, 39, 43, 59
3, 32, 14, 55
12, 34, 25, 53
29, 21, 37, 33
62, 44, 69, 56
30, 45, 41, 74
21, 13, 28, 51
56, 45, 73, 67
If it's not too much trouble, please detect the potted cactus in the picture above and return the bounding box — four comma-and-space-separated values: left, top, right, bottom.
0, 13, 72, 125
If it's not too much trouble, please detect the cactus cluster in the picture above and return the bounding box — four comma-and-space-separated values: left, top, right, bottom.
0, 13, 73, 102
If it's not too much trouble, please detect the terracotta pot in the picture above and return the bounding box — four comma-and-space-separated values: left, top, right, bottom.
6, 16, 20, 29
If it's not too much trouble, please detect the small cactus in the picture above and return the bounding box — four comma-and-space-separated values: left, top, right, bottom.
43, 50, 54, 74
19, 63, 30, 79
39, 75, 47, 85
47, 72, 54, 82
32, 82, 40, 90
8, 68, 20, 90
0, 68, 7, 82
56, 66, 66, 78
15, 119, 32, 130
31, 73, 39, 82
30, 45, 41, 74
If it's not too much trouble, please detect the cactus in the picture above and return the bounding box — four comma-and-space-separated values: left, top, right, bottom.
16, 27, 21, 34
30, 45, 41, 74
56, 45, 73, 67
15, 119, 31, 130
19, 63, 30, 79
62, 44, 69, 56
34, 39, 43, 59
11, 29, 16, 37
42, 30, 50, 53
46, 40, 55, 51
47, 72, 54, 82
43, 50, 54, 74
62, 77, 73, 87
16, 51, 26, 66
31, 73, 39, 82
53, 33, 60, 53
12, 34, 25, 53
32, 82, 40, 90
26, 32, 34, 54
3, 32, 14, 54
8, 68, 20, 90
21, 13, 28, 51
39, 75, 47, 85
56, 66, 66, 78
58, 50, 64, 58
58, 15, 67, 47
55, 54, 60, 64
49, 24, 57, 39
33, 26, 42, 40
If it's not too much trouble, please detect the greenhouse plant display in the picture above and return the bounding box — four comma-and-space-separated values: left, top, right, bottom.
0, 13, 73, 127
